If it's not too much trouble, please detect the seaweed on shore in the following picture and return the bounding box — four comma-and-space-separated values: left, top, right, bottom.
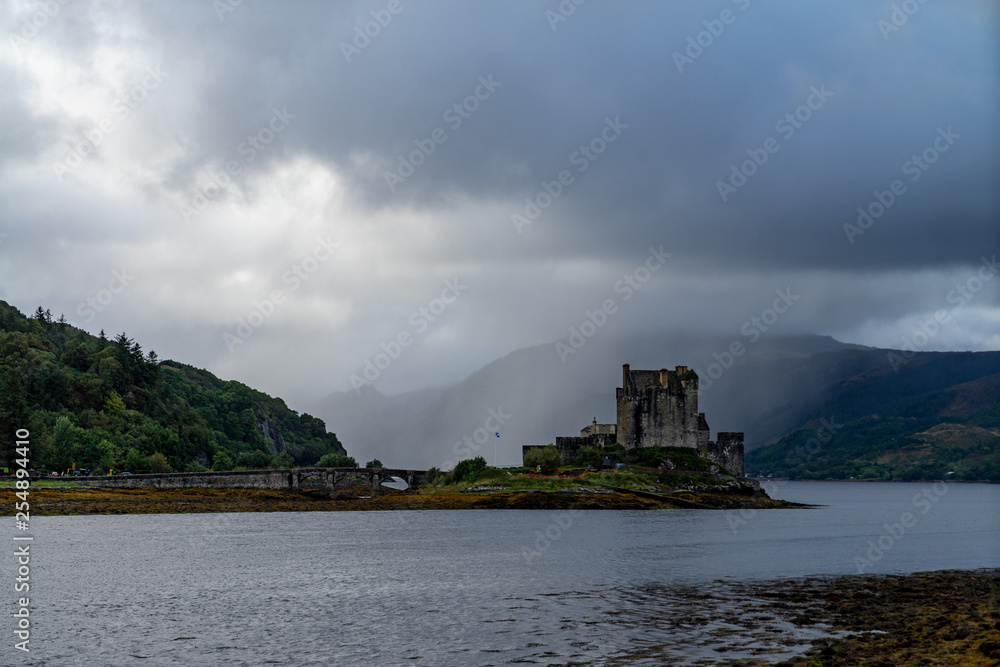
2, 484, 801, 516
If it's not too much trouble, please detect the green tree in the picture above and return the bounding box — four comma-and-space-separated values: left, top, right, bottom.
97, 356, 126, 392
0, 367, 29, 469
236, 450, 272, 469
365, 458, 383, 469
124, 448, 151, 474
213, 450, 235, 471
149, 452, 172, 473
46, 416, 80, 472
60, 337, 92, 372
571, 446, 601, 467
317, 452, 357, 468
524, 445, 561, 473
271, 452, 294, 469
79, 438, 116, 474
452, 456, 488, 482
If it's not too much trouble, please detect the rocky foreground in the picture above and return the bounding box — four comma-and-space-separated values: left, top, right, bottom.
759, 569, 1000, 666
602, 569, 999, 666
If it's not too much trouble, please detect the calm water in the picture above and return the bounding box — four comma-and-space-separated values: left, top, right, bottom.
6, 481, 999, 666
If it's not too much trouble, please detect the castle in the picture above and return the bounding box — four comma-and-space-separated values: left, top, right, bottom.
524, 364, 744, 476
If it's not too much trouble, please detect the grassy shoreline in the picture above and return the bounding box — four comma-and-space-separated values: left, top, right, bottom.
1, 482, 803, 516
3, 462, 809, 515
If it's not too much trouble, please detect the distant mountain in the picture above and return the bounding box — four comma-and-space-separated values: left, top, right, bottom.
0, 300, 346, 473
746, 352, 1000, 481
309, 331, 881, 469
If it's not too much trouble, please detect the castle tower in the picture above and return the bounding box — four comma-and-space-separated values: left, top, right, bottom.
616, 364, 702, 449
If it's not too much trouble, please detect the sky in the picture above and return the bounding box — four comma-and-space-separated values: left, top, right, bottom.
1, 0, 998, 410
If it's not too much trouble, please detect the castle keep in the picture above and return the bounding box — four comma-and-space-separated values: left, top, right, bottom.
527, 364, 744, 476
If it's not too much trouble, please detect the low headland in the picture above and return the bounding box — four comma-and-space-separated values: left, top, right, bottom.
3, 458, 802, 516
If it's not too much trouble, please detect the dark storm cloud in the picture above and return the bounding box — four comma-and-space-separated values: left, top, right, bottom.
130, 0, 996, 269
0, 0, 996, 403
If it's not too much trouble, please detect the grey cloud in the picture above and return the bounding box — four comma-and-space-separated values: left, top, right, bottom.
0, 0, 996, 406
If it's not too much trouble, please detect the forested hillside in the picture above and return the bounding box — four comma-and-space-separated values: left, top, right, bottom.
746, 353, 1000, 481
0, 300, 346, 474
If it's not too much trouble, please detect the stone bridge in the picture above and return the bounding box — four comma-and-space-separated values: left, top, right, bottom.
74, 467, 428, 496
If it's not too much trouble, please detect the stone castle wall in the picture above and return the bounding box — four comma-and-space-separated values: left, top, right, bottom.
617, 365, 703, 449
697, 433, 744, 477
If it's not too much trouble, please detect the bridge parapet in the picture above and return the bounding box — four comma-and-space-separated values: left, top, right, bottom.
74, 468, 428, 492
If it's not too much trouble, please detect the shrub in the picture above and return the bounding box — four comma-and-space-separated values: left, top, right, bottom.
149, 452, 172, 473
212, 450, 235, 471
271, 452, 294, 469
571, 446, 601, 468
184, 461, 208, 473
469, 466, 507, 484
236, 450, 272, 469
124, 447, 151, 474
365, 458, 383, 469
426, 467, 441, 483
317, 453, 358, 468
452, 456, 487, 483
524, 445, 561, 473
624, 446, 713, 471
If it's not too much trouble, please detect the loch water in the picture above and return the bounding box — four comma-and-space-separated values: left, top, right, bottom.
7, 481, 999, 666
